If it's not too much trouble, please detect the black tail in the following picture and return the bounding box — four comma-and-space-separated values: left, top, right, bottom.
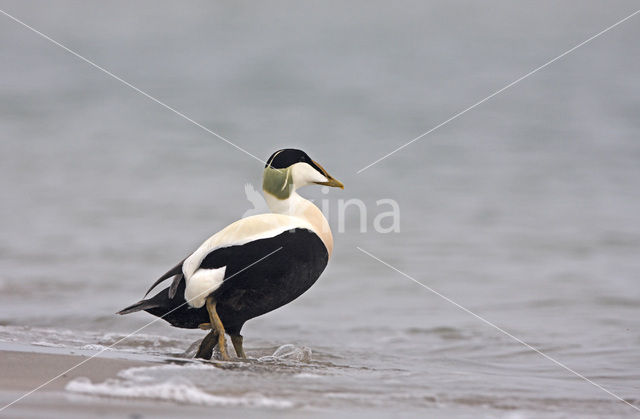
117, 279, 207, 329
117, 299, 160, 315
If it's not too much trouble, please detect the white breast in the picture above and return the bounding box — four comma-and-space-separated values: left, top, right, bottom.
263, 192, 333, 256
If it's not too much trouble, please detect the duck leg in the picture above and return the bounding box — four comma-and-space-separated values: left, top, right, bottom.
195, 329, 218, 360
205, 296, 230, 361
230, 334, 246, 359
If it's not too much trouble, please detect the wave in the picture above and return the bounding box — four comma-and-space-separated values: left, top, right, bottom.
66, 376, 293, 408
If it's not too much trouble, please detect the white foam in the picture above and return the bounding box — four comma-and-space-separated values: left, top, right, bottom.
66, 376, 292, 408
117, 363, 214, 383
30, 341, 66, 348
293, 373, 323, 379
258, 344, 312, 362
80, 344, 113, 351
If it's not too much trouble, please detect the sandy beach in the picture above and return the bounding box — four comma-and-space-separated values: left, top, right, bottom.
0, 347, 152, 392
0, 343, 310, 419
0, 343, 162, 418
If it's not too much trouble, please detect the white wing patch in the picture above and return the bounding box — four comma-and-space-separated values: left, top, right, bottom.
184, 266, 226, 308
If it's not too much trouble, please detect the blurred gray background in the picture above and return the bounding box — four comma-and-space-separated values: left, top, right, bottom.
1, 1, 639, 416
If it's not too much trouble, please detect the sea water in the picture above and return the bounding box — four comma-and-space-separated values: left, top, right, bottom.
1, 1, 639, 417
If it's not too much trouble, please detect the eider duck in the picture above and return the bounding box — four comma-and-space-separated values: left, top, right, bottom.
118, 149, 343, 360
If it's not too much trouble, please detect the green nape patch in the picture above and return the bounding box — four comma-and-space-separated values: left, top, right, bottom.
262, 167, 293, 199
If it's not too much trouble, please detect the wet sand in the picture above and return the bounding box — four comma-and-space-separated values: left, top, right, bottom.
0, 343, 317, 419
0, 344, 157, 418
0, 349, 152, 392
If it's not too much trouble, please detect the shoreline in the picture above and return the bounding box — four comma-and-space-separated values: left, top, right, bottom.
0, 342, 155, 417
0, 342, 298, 419
1, 343, 176, 418
0, 346, 156, 393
